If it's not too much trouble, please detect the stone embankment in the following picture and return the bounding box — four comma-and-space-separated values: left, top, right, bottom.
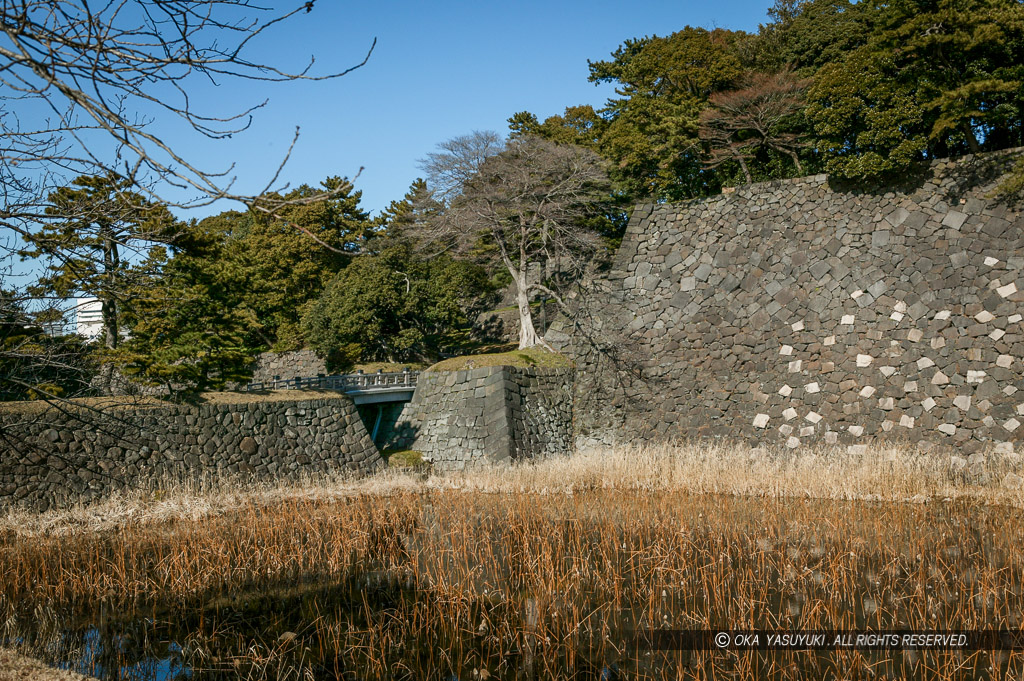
0, 393, 380, 510
549, 150, 1024, 454
383, 366, 574, 470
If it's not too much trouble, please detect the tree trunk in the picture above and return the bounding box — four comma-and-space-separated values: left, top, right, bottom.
963, 123, 981, 154
101, 225, 119, 351
736, 154, 753, 184
515, 276, 541, 349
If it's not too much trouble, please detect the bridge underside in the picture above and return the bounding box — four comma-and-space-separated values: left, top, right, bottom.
352, 393, 415, 446
348, 388, 415, 405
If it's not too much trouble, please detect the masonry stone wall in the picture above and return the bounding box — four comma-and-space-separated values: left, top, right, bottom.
509, 368, 574, 459
548, 151, 1024, 454
0, 396, 381, 511
386, 366, 574, 470
250, 350, 327, 384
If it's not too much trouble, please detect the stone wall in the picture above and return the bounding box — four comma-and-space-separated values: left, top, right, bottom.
0, 395, 381, 510
385, 366, 574, 470
250, 350, 327, 384
509, 368, 575, 459
548, 151, 1024, 453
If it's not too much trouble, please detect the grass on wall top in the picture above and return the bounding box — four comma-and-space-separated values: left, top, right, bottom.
424, 346, 572, 373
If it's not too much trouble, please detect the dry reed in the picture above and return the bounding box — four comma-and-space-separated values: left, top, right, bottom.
1, 441, 1022, 680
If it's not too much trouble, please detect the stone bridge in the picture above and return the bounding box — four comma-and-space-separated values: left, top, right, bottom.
244, 370, 418, 443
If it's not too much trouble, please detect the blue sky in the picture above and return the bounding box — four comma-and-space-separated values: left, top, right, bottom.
166, 0, 778, 219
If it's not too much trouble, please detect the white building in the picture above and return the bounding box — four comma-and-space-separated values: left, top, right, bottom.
76, 297, 104, 341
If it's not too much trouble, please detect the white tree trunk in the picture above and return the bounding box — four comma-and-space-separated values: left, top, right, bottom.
516, 278, 541, 349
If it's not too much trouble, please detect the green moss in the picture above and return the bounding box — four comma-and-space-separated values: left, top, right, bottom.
424, 346, 572, 372
383, 449, 426, 468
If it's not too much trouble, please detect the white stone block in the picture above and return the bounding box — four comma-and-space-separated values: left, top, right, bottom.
900, 415, 915, 428
859, 386, 876, 398
894, 301, 907, 313
792, 321, 805, 332
787, 436, 800, 449
922, 397, 936, 411
998, 282, 1018, 298
805, 382, 820, 394
991, 329, 1006, 341
880, 366, 897, 377
848, 444, 868, 455
907, 329, 923, 342
935, 310, 952, 321
881, 420, 895, 432
851, 290, 864, 299
780, 424, 794, 435
932, 371, 950, 385
985, 256, 1000, 267
788, 359, 802, 373
753, 413, 770, 428
779, 385, 793, 396
984, 415, 996, 427
931, 337, 946, 350
890, 311, 905, 322
904, 381, 917, 392
916, 357, 935, 370
1006, 386, 1019, 396
953, 395, 972, 411
1017, 403, 1024, 416
806, 411, 822, 424
800, 426, 815, 437
780, 344, 794, 355
1010, 314, 1023, 324
823, 335, 836, 346
997, 355, 1013, 368
841, 314, 855, 325
938, 424, 956, 435
848, 425, 865, 437
825, 431, 839, 444
1005, 418, 1021, 432
967, 370, 987, 384
857, 354, 873, 367
879, 397, 895, 410
783, 407, 798, 421
976, 310, 996, 323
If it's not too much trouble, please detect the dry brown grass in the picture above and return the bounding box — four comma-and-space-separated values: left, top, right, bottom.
0, 647, 94, 681
2, 440, 1020, 539
0, 389, 350, 417
2, 441, 1024, 680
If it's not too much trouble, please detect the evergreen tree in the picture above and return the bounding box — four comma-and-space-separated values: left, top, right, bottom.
115, 221, 259, 394
19, 173, 176, 352
303, 242, 490, 369
805, 0, 1024, 181
231, 177, 372, 349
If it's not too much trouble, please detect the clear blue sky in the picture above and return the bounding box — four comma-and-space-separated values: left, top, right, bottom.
168, 0, 777, 220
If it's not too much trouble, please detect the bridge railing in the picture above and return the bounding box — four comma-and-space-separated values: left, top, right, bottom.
244, 370, 418, 393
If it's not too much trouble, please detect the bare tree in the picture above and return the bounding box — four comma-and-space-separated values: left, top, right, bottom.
0, 2, 371, 410
424, 135, 611, 349
699, 68, 809, 183
418, 130, 505, 205
0, 1, 373, 227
